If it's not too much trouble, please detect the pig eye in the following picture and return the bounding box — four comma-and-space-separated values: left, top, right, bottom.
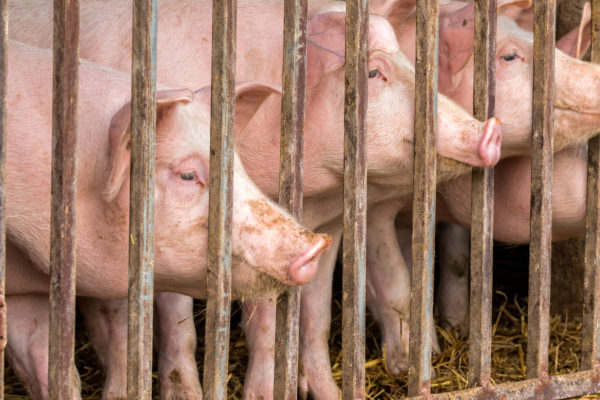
179, 172, 196, 181
500, 52, 518, 62
368, 69, 380, 78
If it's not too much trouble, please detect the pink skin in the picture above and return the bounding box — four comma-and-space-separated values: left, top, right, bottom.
366, 0, 598, 375
8, 2, 502, 399
4, 41, 331, 399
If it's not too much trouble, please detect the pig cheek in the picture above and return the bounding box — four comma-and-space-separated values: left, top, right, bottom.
366, 84, 414, 183
154, 181, 210, 270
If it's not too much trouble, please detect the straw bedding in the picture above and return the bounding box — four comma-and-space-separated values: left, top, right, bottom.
4, 242, 599, 399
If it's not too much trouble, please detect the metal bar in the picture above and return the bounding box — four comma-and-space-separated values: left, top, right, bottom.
341, 0, 368, 397
468, 0, 496, 388
0, 0, 7, 395
406, 370, 600, 400
526, 0, 555, 381
48, 0, 79, 398
582, 0, 600, 371
202, 0, 236, 397
408, 0, 438, 396
126, 0, 157, 398
273, 0, 307, 396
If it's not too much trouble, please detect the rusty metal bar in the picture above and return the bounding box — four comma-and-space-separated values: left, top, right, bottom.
0, 0, 7, 395
202, 0, 236, 398
48, 0, 79, 398
526, 0, 555, 381
126, 0, 157, 398
406, 370, 600, 400
273, 0, 307, 396
468, 0, 496, 388
582, 0, 600, 371
408, 0, 438, 396
341, 0, 368, 397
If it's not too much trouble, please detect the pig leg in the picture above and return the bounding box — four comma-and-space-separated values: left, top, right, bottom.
365, 201, 411, 375
436, 222, 470, 336
5, 240, 81, 400
6, 294, 82, 400
297, 228, 342, 400
241, 297, 277, 400
78, 297, 128, 400
154, 292, 202, 400
242, 228, 342, 400
393, 223, 441, 358
80, 294, 202, 400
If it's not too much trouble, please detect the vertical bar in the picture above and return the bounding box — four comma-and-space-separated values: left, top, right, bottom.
341, 0, 368, 398
273, 0, 307, 397
48, 0, 79, 398
0, 0, 7, 395
582, 0, 600, 371
126, 0, 157, 398
468, 0, 496, 388
526, 0, 555, 381
408, 0, 438, 397
202, 0, 236, 397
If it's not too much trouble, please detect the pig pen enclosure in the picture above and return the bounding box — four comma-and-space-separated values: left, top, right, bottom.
2, 0, 600, 399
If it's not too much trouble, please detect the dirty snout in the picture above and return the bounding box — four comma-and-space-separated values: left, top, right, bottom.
436, 94, 502, 169
233, 196, 332, 288
477, 117, 502, 166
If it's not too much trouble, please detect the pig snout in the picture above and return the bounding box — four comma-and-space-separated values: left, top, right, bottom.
288, 234, 332, 285
477, 117, 502, 167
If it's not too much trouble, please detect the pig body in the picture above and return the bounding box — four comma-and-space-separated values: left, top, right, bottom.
8, 1, 504, 398
4, 40, 331, 399
366, 0, 600, 375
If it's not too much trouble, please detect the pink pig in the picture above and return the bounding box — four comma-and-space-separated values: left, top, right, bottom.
8, 1, 504, 399
365, 0, 599, 376
4, 40, 333, 399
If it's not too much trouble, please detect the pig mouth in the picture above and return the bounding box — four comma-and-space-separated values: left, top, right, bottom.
231, 256, 288, 299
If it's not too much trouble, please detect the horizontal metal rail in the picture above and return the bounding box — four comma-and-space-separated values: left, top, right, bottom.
406, 370, 600, 400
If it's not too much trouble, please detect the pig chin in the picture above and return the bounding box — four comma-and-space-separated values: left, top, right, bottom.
230, 255, 288, 300
554, 108, 600, 150
436, 156, 473, 183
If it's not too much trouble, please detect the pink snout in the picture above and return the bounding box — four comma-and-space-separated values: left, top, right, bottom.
288, 235, 332, 285
478, 117, 502, 167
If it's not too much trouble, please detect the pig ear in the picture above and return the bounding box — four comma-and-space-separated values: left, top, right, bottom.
306, 11, 399, 89
105, 89, 194, 202
497, 0, 532, 19
439, 4, 475, 86
234, 82, 282, 134
370, 0, 415, 28
557, 1, 591, 60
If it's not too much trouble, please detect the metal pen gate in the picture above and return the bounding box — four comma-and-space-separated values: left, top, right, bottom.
0, 0, 599, 399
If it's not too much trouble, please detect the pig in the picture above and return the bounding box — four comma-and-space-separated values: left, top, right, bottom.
4, 39, 333, 399
7, 2, 504, 399
365, 0, 600, 376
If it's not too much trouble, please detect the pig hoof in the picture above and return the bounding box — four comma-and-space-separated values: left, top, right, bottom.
159, 367, 203, 400
382, 344, 409, 376
243, 380, 273, 400
298, 364, 340, 400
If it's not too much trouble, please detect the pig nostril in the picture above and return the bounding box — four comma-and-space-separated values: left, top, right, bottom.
287, 236, 331, 285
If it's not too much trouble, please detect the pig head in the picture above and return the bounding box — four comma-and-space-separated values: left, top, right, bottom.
373, 0, 600, 158
102, 88, 331, 299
